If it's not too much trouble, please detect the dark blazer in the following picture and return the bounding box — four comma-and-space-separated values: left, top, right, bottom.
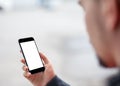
47, 76, 70, 86
47, 72, 120, 86
108, 72, 120, 86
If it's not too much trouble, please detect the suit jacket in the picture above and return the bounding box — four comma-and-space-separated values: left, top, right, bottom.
47, 73, 120, 86
47, 76, 70, 86
108, 72, 120, 86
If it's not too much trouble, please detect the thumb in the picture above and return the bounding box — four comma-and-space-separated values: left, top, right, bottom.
40, 52, 49, 64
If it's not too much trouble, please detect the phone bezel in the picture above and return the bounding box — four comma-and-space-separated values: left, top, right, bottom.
18, 37, 45, 74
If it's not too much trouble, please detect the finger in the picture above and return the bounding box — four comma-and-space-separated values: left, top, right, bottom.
22, 65, 28, 71
21, 59, 26, 64
40, 52, 49, 64
23, 72, 31, 78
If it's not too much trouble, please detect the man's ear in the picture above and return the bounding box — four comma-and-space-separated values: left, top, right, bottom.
103, 0, 119, 31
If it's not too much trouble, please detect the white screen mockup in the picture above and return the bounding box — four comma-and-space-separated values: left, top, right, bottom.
20, 41, 43, 70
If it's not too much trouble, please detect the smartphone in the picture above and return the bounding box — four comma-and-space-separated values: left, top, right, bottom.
18, 37, 45, 74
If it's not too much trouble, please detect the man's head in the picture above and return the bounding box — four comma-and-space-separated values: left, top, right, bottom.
79, 0, 120, 67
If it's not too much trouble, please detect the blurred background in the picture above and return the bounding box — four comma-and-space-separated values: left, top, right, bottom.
0, 0, 119, 86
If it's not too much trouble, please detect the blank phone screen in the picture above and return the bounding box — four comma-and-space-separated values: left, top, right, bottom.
20, 41, 43, 70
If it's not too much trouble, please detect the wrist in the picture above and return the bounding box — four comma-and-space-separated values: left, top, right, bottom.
44, 74, 56, 86
36, 74, 56, 86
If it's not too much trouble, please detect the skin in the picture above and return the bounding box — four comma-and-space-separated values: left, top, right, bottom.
79, 0, 120, 67
21, 53, 55, 86
21, 0, 120, 86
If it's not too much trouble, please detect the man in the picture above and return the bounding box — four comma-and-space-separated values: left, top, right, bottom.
21, 0, 120, 86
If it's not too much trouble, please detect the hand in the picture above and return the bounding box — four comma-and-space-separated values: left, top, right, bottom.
21, 53, 55, 86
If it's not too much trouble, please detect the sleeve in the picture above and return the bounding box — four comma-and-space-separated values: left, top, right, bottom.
107, 72, 120, 86
46, 76, 70, 86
